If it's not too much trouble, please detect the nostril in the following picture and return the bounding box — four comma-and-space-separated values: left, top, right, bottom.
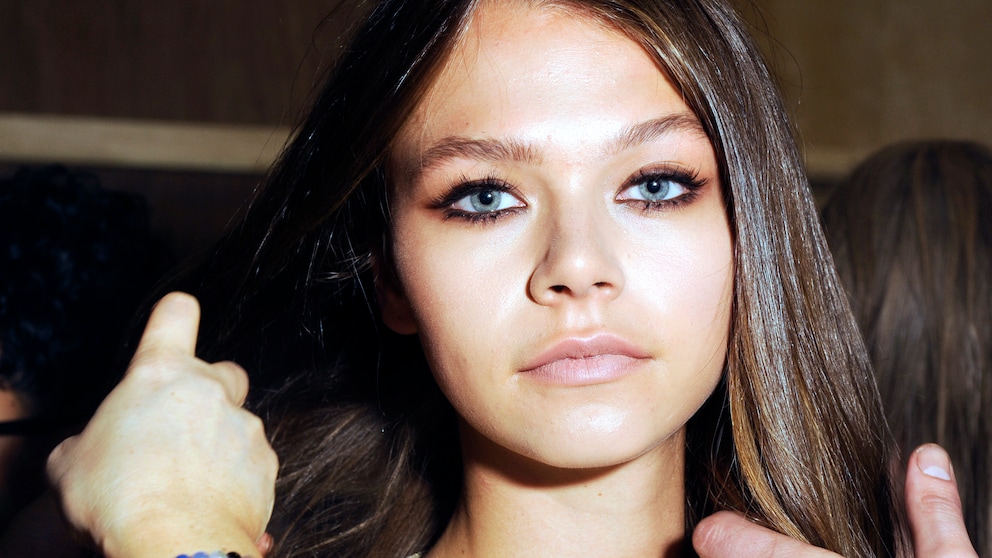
550, 285, 568, 293
594, 281, 610, 288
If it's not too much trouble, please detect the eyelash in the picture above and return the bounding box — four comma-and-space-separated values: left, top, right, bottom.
619, 166, 706, 213
430, 166, 707, 224
430, 173, 524, 224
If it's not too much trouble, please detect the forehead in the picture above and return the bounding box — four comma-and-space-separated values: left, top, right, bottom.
392, 1, 698, 171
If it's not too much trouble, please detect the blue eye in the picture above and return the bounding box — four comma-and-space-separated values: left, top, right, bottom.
457, 189, 502, 212
646, 177, 677, 200
621, 176, 684, 202
430, 177, 527, 223
451, 186, 525, 214
616, 169, 704, 209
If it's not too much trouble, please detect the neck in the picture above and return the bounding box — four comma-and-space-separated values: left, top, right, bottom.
429, 428, 686, 558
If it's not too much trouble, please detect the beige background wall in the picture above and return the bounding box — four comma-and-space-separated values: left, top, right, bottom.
742, 0, 992, 177
0, 0, 347, 125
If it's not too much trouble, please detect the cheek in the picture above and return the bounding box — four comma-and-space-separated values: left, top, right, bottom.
696, 245, 734, 371
676, 249, 733, 345
630, 219, 734, 365
389, 219, 521, 371
391, 202, 532, 320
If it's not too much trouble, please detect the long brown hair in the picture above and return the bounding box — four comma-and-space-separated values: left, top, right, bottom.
165, 0, 901, 556
822, 139, 992, 556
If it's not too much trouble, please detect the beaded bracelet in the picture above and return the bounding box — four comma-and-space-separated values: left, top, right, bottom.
175, 552, 244, 558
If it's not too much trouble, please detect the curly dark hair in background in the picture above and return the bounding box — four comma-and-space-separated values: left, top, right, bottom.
0, 165, 174, 426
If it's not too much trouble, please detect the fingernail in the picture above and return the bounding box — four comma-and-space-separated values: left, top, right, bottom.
916, 444, 952, 481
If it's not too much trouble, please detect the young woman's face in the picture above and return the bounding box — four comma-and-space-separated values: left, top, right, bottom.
383, 2, 733, 470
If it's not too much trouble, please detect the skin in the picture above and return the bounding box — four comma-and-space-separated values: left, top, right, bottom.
382, 3, 731, 556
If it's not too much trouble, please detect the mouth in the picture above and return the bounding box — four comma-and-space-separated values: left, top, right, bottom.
520, 335, 651, 386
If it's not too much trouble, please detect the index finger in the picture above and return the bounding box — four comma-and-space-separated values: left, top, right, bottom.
134, 292, 202, 358
904, 444, 978, 557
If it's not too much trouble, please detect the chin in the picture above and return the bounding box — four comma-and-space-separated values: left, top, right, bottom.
459, 401, 691, 475
513, 410, 687, 472
535, 433, 681, 471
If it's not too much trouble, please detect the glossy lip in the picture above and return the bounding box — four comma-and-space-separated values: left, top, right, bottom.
519, 334, 652, 386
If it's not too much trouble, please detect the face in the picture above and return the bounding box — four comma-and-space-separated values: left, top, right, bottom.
382, 1, 733, 470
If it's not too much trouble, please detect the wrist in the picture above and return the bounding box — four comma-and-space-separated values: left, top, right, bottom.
98, 515, 261, 558
176, 552, 249, 558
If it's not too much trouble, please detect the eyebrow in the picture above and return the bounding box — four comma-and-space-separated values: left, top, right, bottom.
407, 111, 707, 176
411, 136, 540, 177
609, 112, 708, 155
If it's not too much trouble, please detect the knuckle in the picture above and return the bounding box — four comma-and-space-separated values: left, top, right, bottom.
266, 445, 281, 476
213, 360, 250, 400
242, 409, 267, 435
214, 360, 248, 380
239, 412, 279, 472
919, 490, 963, 519
196, 376, 230, 402
46, 436, 75, 478
127, 353, 183, 385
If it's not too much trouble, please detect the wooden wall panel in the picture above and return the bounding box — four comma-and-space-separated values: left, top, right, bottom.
0, 0, 357, 125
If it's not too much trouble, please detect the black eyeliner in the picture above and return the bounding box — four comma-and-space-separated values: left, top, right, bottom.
621, 165, 708, 212
429, 173, 526, 223
428, 174, 515, 209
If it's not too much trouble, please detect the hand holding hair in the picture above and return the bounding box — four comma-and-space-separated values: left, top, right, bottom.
46, 292, 279, 558
691, 443, 978, 557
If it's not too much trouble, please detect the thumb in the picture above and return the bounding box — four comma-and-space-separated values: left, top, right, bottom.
693, 511, 837, 557
904, 444, 978, 557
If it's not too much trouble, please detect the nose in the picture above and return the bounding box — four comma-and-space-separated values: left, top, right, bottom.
528, 206, 625, 306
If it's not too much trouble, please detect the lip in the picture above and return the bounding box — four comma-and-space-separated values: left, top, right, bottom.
520, 334, 651, 386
